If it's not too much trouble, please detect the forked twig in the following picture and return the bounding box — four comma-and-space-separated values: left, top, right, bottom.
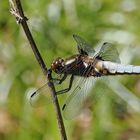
8, 0, 67, 139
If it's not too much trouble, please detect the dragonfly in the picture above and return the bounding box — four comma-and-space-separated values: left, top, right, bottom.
30, 34, 140, 119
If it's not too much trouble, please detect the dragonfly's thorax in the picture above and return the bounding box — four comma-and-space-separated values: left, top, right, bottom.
55, 54, 103, 77
63, 54, 86, 76
81, 57, 104, 77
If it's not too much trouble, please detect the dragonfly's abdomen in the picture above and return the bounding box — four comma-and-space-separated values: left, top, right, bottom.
102, 61, 140, 75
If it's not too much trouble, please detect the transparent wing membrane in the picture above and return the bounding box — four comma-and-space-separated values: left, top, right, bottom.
98, 42, 120, 63
62, 76, 95, 119
30, 83, 52, 107
73, 34, 95, 56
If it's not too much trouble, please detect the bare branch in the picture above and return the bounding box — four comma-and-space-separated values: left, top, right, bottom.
9, 0, 67, 139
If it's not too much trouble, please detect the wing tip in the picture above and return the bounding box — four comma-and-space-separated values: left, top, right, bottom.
73, 34, 78, 39
103, 42, 107, 45
62, 104, 66, 110
103, 42, 109, 45
30, 91, 36, 98
73, 34, 76, 37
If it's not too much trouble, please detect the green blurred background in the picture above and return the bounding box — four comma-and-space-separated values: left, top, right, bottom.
1, 0, 140, 140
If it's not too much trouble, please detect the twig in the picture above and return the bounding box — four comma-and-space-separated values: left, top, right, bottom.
8, 0, 67, 140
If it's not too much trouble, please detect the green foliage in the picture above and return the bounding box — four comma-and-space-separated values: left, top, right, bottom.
0, 0, 140, 140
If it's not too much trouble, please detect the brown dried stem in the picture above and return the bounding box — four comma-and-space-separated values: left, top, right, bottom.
9, 0, 67, 140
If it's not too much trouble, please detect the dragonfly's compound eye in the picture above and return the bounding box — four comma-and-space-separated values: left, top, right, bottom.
51, 57, 64, 73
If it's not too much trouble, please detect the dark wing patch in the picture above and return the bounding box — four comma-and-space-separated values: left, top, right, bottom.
73, 34, 95, 56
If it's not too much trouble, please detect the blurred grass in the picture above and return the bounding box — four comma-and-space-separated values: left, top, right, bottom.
0, 0, 140, 140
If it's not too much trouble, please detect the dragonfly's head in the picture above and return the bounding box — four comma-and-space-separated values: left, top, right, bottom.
51, 57, 65, 74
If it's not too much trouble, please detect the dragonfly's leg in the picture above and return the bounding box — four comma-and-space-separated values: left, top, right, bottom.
56, 75, 74, 95
52, 73, 67, 84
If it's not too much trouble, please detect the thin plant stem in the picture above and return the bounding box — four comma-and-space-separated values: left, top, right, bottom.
9, 0, 67, 139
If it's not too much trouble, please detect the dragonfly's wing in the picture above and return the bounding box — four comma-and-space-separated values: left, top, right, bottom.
73, 34, 95, 57
62, 76, 95, 120
30, 83, 52, 107
97, 42, 121, 63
